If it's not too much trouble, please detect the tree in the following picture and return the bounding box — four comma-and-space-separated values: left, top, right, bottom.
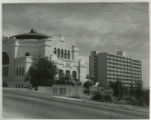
142, 89, 149, 106
64, 73, 72, 83
58, 70, 66, 82
134, 83, 142, 98
89, 75, 97, 84
25, 57, 57, 90
113, 80, 123, 98
130, 83, 134, 96
109, 81, 115, 89
83, 80, 94, 94
56, 71, 75, 86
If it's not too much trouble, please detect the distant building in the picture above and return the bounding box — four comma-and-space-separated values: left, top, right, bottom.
2, 29, 88, 88
89, 51, 97, 82
79, 58, 89, 83
89, 51, 142, 88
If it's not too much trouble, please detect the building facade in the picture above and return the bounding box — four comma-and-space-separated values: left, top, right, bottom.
3, 29, 88, 88
89, 51, 142, 88
89, 51, 97, 82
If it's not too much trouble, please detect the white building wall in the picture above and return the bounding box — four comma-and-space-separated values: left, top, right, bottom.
14, 39, 45, 58
3, 33, 87, 88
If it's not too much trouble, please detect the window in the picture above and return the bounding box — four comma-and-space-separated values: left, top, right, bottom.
72, 71, 77, 80
3, 67, 5, 76
5, 67, 7, 76
107, 56, 110, 59
19, 67, 22, 76
22, 67, 24, 76
61, 49, 64, 58
64, 50, 67, 59
54, 48, 56, 54
25, 52, 30, 56
16, 67, 18, 76
72, 51, 74, 60
68, 50, 70, 59
59, 69, 64, 79
6, 67, 9, 76
57, 48, 60, 58
6, 67, 7, 76
65, 70, 70, 78
2, 67, 4, 76
4, 67, 6, 76
3, 52, 10, 65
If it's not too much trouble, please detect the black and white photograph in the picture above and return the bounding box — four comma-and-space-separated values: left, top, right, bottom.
2, 1, 149, 119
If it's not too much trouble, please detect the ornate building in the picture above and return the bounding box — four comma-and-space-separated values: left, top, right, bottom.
3, 29, 88, 88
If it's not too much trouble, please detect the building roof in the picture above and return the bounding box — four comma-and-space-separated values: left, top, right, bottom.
11, 29, 51, 39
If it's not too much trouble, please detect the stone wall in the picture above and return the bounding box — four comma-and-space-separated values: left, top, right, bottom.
38, 85, 84, 97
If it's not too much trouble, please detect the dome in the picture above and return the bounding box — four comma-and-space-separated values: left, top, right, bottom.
11, 29, 51, 39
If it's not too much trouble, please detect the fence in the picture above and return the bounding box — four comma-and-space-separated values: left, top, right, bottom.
38, 85, 83, 97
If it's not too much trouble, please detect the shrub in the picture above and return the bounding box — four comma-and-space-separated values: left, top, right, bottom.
104, 94, 113, 102
91, 92, 113, 102
91, 92, 102, 101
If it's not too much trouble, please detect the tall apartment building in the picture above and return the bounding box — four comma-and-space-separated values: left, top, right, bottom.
89, 51, 142, 88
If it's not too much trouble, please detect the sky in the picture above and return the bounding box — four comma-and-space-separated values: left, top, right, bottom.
2, 3, 149, 88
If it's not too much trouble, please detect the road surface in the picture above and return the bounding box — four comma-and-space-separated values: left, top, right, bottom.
3, 89, 149, 119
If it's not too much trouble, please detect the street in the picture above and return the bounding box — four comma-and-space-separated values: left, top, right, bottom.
3, 89, 149, 119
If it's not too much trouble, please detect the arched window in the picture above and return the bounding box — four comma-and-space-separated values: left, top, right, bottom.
3, 66, 9, 76
16, 67, 19, 76
2, 67, 4, 76
3, 52, 10, 65
22, 67, 24, 76
64, 50, 67, 59
65, 70, 70, 78
6, 67, 9, 76
54, 48, 56, 54
72, 51, 74, 60
3, 67, 6, 76
25, 52, 30, 56
3, 52, 10, 77
72, 71, 77, 80
5, 67, 6, 76
68, 50, 70, 59
61, 49, 64, 58
19, 67, 22, 76
59, 69, 64, 79
57, 48, 60, 58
